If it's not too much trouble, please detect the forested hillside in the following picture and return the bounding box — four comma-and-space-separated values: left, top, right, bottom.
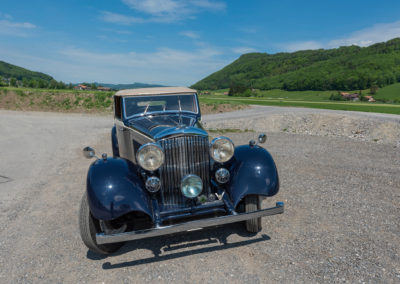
0, 61, 53, 81
192, 38, 400, 91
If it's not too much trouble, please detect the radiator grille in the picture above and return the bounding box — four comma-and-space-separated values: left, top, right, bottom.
159, 135, 210, 208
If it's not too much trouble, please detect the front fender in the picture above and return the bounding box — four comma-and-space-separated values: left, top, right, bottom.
86, 157, 153, 221
227, 145, 279, 207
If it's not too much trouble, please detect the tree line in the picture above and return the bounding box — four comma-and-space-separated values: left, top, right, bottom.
0, 77, 103, 90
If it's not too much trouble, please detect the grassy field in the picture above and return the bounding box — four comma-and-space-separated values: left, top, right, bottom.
199, 94, 400, 115
2, 86, 399, 115
374, 82, 400, 101
0, 87, 245, 114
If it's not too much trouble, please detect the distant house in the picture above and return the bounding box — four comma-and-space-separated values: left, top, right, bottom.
97, 86, 111, 91
364, 95, 376, 102
74, 84, 89, 90
340, 92, 359, 101
223, 92, 229, 95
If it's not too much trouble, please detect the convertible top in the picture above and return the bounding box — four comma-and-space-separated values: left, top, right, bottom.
115, 87, 197, 97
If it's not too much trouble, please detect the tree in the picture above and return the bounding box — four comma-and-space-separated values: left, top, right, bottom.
370, 84, 378, 94
22, 78, 29, 87
49, 79, 58, 89
10, 77, 17, 87
37, 79, 48, 88
28, 79, 36, 88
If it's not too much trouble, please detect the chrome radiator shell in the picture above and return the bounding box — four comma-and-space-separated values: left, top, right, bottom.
159, 135, 210, 207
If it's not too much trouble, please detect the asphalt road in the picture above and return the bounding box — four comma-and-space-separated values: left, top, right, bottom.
0, 108, 399, 283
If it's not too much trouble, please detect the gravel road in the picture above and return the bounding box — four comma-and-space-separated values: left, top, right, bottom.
0, 108, 399, 283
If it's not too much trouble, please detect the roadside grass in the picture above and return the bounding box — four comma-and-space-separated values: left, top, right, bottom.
1, 86, 115, 96
0, 87, 115, 113
204, 87, 400, 103
199, 95, 400, 115
375, 83, 400, 101
0, 87, 243, 114
3, 86, 398, 115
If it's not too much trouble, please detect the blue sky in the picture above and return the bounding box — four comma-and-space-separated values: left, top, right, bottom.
1, 0, 400, 85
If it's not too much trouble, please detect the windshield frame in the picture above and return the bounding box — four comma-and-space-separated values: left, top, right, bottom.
122, 93, 199, 120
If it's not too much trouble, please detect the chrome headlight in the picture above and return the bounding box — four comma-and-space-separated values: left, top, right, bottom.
210, 137, 234, 163
181, 174, 203, 198
136, 143, 164, 171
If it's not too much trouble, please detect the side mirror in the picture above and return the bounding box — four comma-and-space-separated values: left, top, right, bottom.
258, 133, 267, 144
83, 146, 96, 159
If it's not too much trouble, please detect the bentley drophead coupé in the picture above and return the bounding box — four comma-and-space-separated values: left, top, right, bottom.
79, 87, 284, 254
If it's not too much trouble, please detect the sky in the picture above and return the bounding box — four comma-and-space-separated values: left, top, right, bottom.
1, 0, 400, 86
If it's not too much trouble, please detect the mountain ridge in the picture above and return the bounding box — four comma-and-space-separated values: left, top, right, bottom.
0, 60, 54, 82
191, 38, 400, 91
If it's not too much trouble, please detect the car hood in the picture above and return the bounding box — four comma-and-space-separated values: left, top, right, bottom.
126, 113, 207, 140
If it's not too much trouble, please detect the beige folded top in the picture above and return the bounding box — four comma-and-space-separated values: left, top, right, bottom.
115, 87, 197, 97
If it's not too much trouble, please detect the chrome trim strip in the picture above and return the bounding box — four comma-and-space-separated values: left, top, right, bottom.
96, 202, 284, 244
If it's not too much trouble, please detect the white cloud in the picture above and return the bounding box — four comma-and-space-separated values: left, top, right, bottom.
0, 12, 12, 20
122, 0, 183, 16
189, 0, 226, 11
180, 31, 200, 39
283, 41, 323, 52
0, 44, 228, 85
281, 20, 400, 52
103, 0, 226, 24
232, 47, 258, 54
56, 46, 225, 84
0, 14, 36, 37
327, 20, 400, 48
101, 11, 144, 25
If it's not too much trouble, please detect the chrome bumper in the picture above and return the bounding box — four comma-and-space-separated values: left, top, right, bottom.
96, 202, 284, 245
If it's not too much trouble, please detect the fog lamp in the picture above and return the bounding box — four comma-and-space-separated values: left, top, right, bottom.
145, 176, 161, 193
215, 168, 230, 184
181, 174, 203, 198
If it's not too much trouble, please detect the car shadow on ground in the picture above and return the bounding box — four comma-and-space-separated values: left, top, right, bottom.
86, 222, 271, 269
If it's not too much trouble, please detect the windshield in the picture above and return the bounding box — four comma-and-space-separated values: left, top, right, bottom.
124, 94, 198, 118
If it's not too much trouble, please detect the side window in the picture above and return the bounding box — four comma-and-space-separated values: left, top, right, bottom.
114, 96, 122, 120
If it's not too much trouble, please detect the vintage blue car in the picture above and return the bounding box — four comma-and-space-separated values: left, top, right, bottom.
79, 87, 284, 254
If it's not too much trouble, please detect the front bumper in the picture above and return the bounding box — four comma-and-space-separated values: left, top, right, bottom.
96, 202, 284, 245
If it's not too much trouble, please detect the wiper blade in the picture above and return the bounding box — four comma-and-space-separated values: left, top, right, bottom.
143, 103, 150, 115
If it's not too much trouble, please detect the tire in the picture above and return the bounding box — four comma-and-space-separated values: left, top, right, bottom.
79, 192, 124, 255
244, 195, 262, 233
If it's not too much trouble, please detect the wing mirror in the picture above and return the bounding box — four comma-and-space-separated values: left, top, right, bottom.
249, 133, 267, 147
83, 146, 96, 159
258, 133, 267, 144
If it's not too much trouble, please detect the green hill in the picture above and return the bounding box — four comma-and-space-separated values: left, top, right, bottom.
0, 61, 53, 81
374, 82, 400, 101
192, 38, 400, 91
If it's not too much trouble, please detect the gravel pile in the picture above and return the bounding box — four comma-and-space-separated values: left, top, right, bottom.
204, 107, 400, 146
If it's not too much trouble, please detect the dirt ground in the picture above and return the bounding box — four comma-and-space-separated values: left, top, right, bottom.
0, 108, 399, 283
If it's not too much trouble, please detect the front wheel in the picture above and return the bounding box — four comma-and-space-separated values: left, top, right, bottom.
79, 192, 124, 255
244, 195, 262, 233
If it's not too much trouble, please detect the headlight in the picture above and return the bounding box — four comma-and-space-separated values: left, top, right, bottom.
181, 174, 203, 198
136, 143, 164, 171
210, 137, 234, 163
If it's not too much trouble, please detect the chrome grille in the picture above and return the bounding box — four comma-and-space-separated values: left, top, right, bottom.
159, 135, 210, 207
